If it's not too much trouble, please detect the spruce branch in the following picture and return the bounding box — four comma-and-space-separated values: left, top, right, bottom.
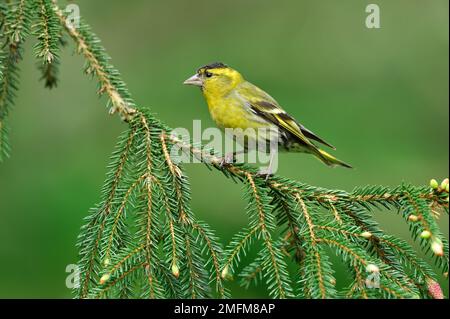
32, 0, 60, 63
0, 0, 447, 299
51, 0, 137, 120
170, 136, 448, 298
0, 0, 33, 161
32, 0, 62, 88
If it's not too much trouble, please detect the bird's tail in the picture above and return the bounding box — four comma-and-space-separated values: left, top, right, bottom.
316, 149, 353, 169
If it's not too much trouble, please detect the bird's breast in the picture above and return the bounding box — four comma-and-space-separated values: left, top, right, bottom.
206, 96, 268, 130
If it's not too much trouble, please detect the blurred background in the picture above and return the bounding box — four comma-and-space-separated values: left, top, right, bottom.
0, 0, 448, 298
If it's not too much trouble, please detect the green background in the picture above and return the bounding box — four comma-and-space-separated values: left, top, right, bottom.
0, 0, 448, 298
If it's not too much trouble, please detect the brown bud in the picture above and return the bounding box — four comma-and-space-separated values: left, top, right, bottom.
99, 273, 110, 285
441, 178, 449, 190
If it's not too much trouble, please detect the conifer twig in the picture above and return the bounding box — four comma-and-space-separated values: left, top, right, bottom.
0, 0, 447, 299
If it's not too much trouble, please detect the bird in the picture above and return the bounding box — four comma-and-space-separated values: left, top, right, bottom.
183, 62, 352, 175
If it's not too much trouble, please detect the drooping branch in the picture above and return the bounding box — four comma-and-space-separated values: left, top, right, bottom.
51, 0, 137, 120
0, 0, 33, 161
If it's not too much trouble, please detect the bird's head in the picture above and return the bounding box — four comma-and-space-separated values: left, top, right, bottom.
183, 62, 244, 96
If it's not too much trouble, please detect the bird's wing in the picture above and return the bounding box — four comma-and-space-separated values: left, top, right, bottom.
236, 82, 335, 149
296, 124, 336, 150
248, 100, 316, 148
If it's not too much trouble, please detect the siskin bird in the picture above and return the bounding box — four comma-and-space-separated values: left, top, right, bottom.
183, 62, 352, 174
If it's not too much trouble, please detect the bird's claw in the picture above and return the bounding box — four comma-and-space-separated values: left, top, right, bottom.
257, 168, 274, 181
219, 153, 235, 168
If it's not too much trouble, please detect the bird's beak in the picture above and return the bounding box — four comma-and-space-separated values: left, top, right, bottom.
183, 73, 203, 87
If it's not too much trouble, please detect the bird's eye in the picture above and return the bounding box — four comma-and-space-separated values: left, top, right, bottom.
205, 72, 213, 78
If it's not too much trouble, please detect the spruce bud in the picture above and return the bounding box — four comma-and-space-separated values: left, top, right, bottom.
361, 231, 373, 239
366, 264, 379, 273
99, 273, 110, 285
426, 278, 444, 299
171, 263, 180, 278
430, 179, 439, 190
221, 266, 232, 280
441, 178, 449, 190
420, 230, 432, 239
431, 240, 444, 257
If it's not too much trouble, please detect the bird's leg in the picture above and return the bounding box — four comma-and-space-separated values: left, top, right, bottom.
257, 150, 277, 181
219, 150, 245, 167
219, 153, 234, 168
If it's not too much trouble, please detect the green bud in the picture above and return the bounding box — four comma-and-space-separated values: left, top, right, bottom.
420, 230, 432, 239
171, 263, 180, 278
430, 179, 439, 190
221, 266, 229, 279
221, 266, 233, 280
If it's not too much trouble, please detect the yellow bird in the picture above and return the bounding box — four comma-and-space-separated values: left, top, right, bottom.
183, 62, 352, 174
